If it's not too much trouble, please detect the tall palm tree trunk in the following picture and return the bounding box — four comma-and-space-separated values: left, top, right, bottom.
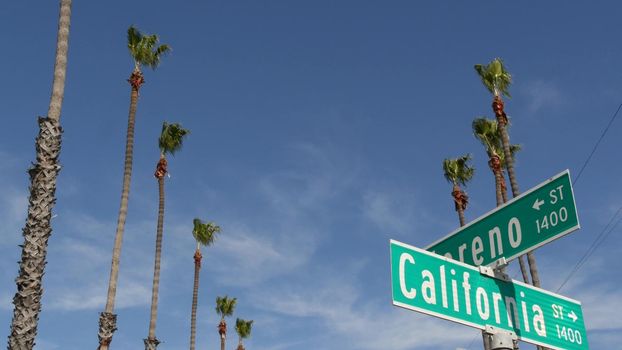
218, 317, 228, 350
500, 171, 508, 203
8, 1, 71, 349
492, 96, 540, 288
145, 166, 166, 350
489, 158, 504, 207
98, 69, 144, 350
452, 184, 466, 226
190, 249, 202, 350
457, 206, 466, 227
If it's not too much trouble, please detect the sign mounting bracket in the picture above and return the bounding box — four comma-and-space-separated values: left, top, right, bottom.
479, 257, 510, 282
485, 325, 517, 350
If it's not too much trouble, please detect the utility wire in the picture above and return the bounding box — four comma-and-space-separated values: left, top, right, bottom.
555, 102, 622, 291
572, 103, 622, 185
556, 206, 622, 293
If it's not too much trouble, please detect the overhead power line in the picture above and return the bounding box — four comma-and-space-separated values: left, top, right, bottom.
573, 103, 622, 185
556, 101, 622, 292
556, 206, 622, 293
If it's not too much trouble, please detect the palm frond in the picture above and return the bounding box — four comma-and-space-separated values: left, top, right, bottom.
235, 318, 253, 339
442, 154, 474, 186
155, 44, 171, 57
473, 58, 512, 98
192, 218, 221, 246
126, 26, 171, 70
472, 117, 501, 157
159, 121, 190, 155
127, 26, 141, 50
216, 296, 237, 317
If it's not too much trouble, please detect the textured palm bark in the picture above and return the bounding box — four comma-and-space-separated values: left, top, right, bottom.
97, 313, 117, 349
492, 96, 541, 289
46, 0, 72, 122
8, 118, 62, 350
189, 251, 202, 350
457, 206, 466, 227
452, 184, 468, 227
98, 70, 144, 350
525, 251, 541, 286
488, 155, 504, 207
219, 320, 227, 350
500, 171, 508, 203
143, 337, 161, 350
8, 1, 71, 349
145, 169, 166, 349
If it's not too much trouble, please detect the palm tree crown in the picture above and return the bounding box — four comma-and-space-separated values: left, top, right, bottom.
192, 218, 221, 247
472, 117, 500, 157
127, 26, 171, 71
442, 154, 475, 187
474, 58, 512, 98
472, 117, 520, 166
235, 318, 253, 340
159, 122, 189, 155
216, 296, 237, 319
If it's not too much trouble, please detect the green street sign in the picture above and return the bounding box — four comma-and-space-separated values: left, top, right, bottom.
391, 240, 589, 350
427, 170, 579, 266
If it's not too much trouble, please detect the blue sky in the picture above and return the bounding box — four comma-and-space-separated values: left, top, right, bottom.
1, 1, 621, 349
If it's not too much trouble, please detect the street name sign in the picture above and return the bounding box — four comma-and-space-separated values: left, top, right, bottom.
391, 240, 588, 350
427, 170, 579, 266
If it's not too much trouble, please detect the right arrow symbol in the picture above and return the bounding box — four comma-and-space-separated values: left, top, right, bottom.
568, 310, 578, 323
532, 199, 545, 211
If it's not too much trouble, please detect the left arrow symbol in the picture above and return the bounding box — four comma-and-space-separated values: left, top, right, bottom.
532, 199, 544, 211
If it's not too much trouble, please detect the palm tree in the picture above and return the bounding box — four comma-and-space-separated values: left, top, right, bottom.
472, 117, 519, 205
472, 117, 530, 285
235, 318, 254, 350
474, 58, 542, 288
442, 155, 475, 227
189, 219, 221, 350
216, 296, 237, 350
8, 1, 72, 349
144, 122, 189, 349
97, 26, 170, 350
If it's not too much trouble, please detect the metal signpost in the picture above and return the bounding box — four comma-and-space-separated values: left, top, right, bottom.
427, 170, 579, 267
390, 240, 589, 350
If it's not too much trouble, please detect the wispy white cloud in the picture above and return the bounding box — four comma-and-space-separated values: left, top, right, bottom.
198, 141, 358, 287
252, 265, 474, 350
206, 222, 316, 287
577, 286, 622, 331
258, 142, 358, 215
362, 191, 416, 234
47, 279, 151, 311
521, 80, 564, 114
42, 214, 156, 311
